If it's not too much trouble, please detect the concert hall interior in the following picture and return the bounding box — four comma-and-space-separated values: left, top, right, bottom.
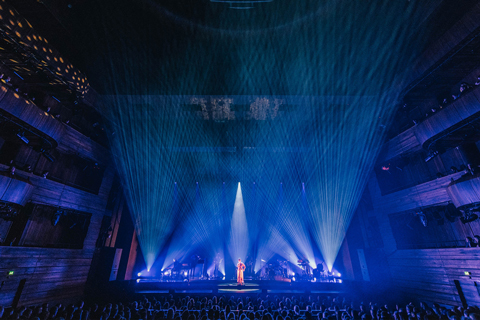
2, 0, 480, 315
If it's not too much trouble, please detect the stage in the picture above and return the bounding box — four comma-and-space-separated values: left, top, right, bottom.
133, 279, 348, 295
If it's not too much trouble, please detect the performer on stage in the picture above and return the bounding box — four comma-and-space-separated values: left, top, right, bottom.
237, 258, 246, 285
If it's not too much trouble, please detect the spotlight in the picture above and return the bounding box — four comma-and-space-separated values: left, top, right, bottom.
16, 132, 29, 144
51, 210, 62, 226
137, 272, 142, 277
136, 279, 140, 283
337, 272, 341, 277
416, 211, 428, 227
338, 279, 342, 283
147, 268, 150, 272
184, 271, 188, 277
222, 276, 225, 280
40, 149, 55, 162
313, 277, 317, 282
425, 150, 439, 162
292, 277, 296, 282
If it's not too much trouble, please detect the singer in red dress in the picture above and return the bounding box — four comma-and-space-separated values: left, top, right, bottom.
237, 258, 246, 285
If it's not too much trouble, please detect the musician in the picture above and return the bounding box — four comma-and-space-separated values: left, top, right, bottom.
245, 255, 254, 275
237, 258, 246, 285
190, 254, 199, 278
173, 259, 181, 279
298, 258, 311, 277
317, 261, 325, 273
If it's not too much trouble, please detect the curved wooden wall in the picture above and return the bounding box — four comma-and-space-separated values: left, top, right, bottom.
415, 87, 480, 149
406, 3, 480, 85
376, 88, 480, 164
387, 248, 480, 307
376, 127, 421, 164
370, 171, 465, 215
0, 85, 65, 143
0, 163, 114, 306
0, 174, 34, 206
447, 176, 480, 208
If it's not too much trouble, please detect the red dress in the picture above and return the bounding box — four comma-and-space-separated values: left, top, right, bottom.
237, 262, 246, 285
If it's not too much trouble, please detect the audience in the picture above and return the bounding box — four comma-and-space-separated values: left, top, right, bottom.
1, 294, 479, 320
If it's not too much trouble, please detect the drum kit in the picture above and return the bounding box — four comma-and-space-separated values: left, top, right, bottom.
262, 259, 288, 279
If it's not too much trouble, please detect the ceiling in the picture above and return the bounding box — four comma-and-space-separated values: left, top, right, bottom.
7, 0, 466, 97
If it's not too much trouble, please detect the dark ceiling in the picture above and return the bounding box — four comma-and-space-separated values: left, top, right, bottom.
9, 0, 472, 97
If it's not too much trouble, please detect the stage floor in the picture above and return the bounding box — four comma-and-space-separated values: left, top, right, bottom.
134, 279, 347, 295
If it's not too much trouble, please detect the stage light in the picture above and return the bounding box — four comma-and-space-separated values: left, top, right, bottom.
162, 182, 226, 274
136, 279, 140, 283
147, 268, 150, 272
229, 182, 249, 264
338, 279, 342, 283
16, 132, 29, 144
425, 150, 439, 163
292, 277, 296, 282
184, 271, 188, 277
337, 272, 341, 277
313, 277, 316, 282
222, 276, 225, 280
137, 272, 142, 277
102, 0, 427, 274
41, 150, 55, 162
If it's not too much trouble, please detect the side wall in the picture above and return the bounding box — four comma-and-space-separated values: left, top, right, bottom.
0, 128, 113, 306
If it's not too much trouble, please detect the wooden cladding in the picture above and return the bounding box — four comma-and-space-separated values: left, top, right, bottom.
0, 173, 34, 206
447, 176, 480, 208
377, 86, 480, 164
406, 4, 480, 86
0, 85, 64, 142
387, 248, 480, 306
371, 171, 464, 215
415, 88, 480, 149
0, 247, 95, 306
376, 127, 421, 164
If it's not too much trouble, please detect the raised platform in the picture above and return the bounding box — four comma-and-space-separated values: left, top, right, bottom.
133, 279, 348, 295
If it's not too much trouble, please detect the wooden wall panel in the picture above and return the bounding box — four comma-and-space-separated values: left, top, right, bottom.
370, 171, 464, 215
447, 176, 480, 208
406, 4, 480, 85
0, 174, 34, 206
0, 150, 113, 307
0, 86, 65, 142
0, 247, 95, 306
376, 81, 480, 164
387, 248, 480, 307
57, 125, 110, 165
414, 87, 480, 148
376, 127, 422, 164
